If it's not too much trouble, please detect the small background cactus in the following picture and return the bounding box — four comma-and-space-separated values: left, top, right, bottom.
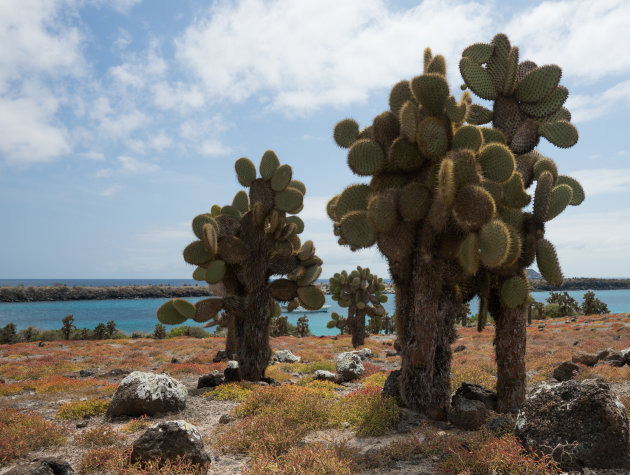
327, 266, 388, 347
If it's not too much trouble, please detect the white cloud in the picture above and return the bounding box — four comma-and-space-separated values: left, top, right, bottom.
174, 0, 495, 113
135, 222, 190, 242
199, 139, 232, 157
0, 94, 70, 164
505, 0, 630, 83
545, 209, 630, 277
570, 168, 630, 196
300, 196, 330, 222
97, 155, 159, 177
80, 151, 105, 160
114, 28, 132, 50
100, 184, 122, 196
89, 0, 142, 14
567, 80, 630, 122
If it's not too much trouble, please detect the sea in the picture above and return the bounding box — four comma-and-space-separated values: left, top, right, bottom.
1, 279, 629, 337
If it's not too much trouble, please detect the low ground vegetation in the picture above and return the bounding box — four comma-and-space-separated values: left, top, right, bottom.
0, 313, 628, 473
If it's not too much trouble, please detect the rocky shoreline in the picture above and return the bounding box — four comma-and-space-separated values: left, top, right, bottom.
1, 278, 627, 303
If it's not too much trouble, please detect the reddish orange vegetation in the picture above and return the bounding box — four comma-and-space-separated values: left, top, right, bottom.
0, 314, 628, 472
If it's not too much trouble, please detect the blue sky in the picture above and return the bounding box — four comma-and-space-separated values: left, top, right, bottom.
1, 0, 629, 279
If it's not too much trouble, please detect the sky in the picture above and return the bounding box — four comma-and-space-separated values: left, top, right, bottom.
1, 0, 629, 279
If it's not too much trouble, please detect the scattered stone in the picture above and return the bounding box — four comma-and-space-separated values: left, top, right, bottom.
0, 377, 4, 384
170, 357, 180, 364
5, 457, 75, 474
223, 361, 241, 383
218, 414, 233, 424
570, 317, 577, 322
331, 336, 338, 341
272, 350, 300, 363
453, 345, 466, 353
385, 350, 397, 357
382, 369, 403, 406
130, 420, 211, 468
105, 368, 130, 377
601, 349, 625, 367
453, 382, 498, 411
336, 352, 364, 381
38, 342, 45, 347
261, 377, 280, 387
396, 419, 411, 433
314, 370, 340, 383
76, 420, 89, 429
573, 340, 580, 346
212, 350, 227, 363
448, 397, 489, 430
106, 371, 187, 418
515, 379, 630, 471
355, 348, 372, 360
78, 369, 95, 378
197, 372, 224, 389
448, 383, 497, 430
483, 414, 515, 436
622, 348, 630, 366
552, 361, 580, 382
572, 351, 599, 366
254, 381, 268, 386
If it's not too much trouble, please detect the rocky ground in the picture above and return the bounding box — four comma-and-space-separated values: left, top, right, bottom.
1, 315, 630, 474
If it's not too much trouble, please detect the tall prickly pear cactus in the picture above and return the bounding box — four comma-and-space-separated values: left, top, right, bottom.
328, 37, 583, 416
329, 48, 478, 418
459, 33, 583, 412
157, 151, 325, 381
328, 266, 388, 347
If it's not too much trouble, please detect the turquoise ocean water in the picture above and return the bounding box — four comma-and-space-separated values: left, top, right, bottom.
1, 280, 629, 336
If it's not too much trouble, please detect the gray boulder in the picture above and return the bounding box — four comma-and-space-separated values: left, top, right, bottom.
622, 348, 630, 366
336, 352, 364, 381
130, 420, 211, 468
106, 371, 187, 418
272, 349, 301, 363
515, 379, 630, 471
448, 383, 497, 430
601, 349, 625, 367
552, 361, 580, 381
197, 371, 224, 389
572, 351, 599, 366
314, 370, 339, 383
5, 458, 74, 474
355, 348, 372, 360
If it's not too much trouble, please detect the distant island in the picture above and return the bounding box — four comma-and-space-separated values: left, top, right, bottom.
1, 272, 629, 302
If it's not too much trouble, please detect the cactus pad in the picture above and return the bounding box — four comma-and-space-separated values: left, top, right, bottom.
275, 187, 303, 212
367, 191, 398, 232
389, 80, 414, 115
479, 220, 510, 268
205, 259, 226, 284
533, 170, 554, 222
557, 175, 585, 205
459, 57, 496, 100
458, 233, 480, 274
411, 73, 449, 116
193, 298, 224, 322
462, 42, 493, 63
297, 285, 326, 310
183, 240, 214, 266
232, 190, 249, 214
467, 104, 493, 125
452, 125, 483, 151
389, 137, 424, 171
453, 184, 496, 231
417, 117, 449, 159
348, 139, 386, 176
515, 65, 562, 103
539, 120, 578, 148
334, 118, 360, 148
260, 150, 280, 180
286, 216, 304, 234
500, 276, 529, 308
478, 143, 515, 183
340, 210, 377, 248
536, 238, 563, 286
235, 157, 257, 187
157, 299, 189, 325
335, 184, 371, 220
398, 183, 430, 221
271, 164, 293, 191
546, 184, 573, 221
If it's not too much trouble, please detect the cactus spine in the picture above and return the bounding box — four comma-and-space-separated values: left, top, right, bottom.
157, 151, 324, 381
328, 267, 388, 347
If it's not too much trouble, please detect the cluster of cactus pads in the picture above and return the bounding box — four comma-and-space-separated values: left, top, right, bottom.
157, 151, 325, 380
327, 266, 388, 347
328, 34, 582, 414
